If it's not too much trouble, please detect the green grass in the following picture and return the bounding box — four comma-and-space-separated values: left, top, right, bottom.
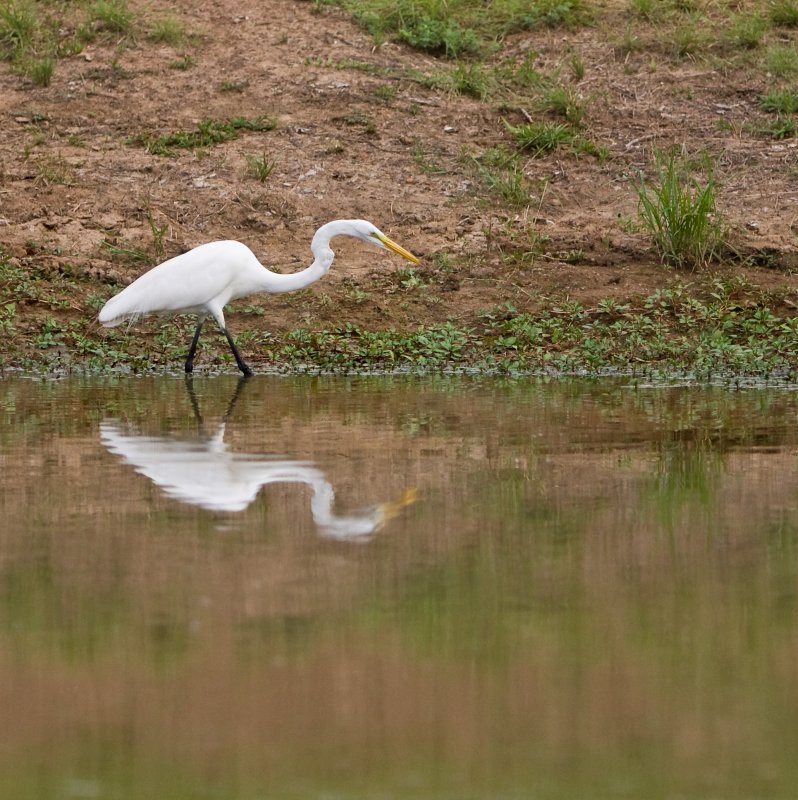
147, 13, 186, 45
467, 145, 539, 208
87, 0, 134, 36
0, 1, 36, 57
749, 115, 797, 139
130, 116, 277, 156
770, 0, 798, 27
727, 12, 767, 50
763, 43, 798, 78
669, 23, 712, 60
340, 0, 590, 57
503, 119, 604, 159
760, 87, 798, 114
244, 150, 277, 182
1, 1, 194, 85
505, 120, 572, 154
101, 239, 151, 265
636, 150, 725, 271
27, 54, 53, 85
212, 286, 798, 377
1, 249, 797, 378
169, 54, 194, 70
754, 86, 798, 136
0, 0, 65, 84
334, 111, 377, 135
431, 60, 496, 98
536, 82, 585, 124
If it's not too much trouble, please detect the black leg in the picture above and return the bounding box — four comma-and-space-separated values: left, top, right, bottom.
222, 327, 254, 376
185, 319, 205, 373
223, 374, 252, 421
184, 374, 204, 431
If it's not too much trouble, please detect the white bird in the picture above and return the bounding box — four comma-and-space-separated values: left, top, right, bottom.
100, 419, 416, 537
98, 375, 417, 532
98, 219, 420, 375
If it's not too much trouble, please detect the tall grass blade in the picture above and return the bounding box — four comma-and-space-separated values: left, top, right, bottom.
636, 150, 725, 270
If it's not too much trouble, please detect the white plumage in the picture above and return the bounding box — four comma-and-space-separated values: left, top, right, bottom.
100, 419, 416, 534
98, 219, 419, 375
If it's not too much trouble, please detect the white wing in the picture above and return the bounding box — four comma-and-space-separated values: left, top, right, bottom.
100, 420, 412, 538
98, 241, 259, 326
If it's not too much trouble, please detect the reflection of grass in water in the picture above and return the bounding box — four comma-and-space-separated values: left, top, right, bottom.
349, 470, 798, 797
649, 438, 723, 532
0, 753, 251, 800
4, 378, 798, 796
0, 537, 190, 671
1, 549, 127, 663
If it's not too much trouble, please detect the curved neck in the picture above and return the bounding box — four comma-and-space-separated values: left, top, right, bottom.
254, 221, 345, 294
257, 259, 328, 294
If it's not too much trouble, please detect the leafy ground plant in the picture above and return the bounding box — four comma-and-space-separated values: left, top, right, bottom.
636, 150, 725, 270
341, 0, 589, 57
130, 116, 277, 156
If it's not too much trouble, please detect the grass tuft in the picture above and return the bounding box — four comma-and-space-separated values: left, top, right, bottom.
245, 151, 277, 182
130, 116, 277, 157
344, 0, 589, 57
0, 1, 36, 58
763, 44, 798, 78
728, 13, 767, 50
148, 14, 186, 45
88, 0, 134, 36
467, 145, 538, 208
760, 87, 798, 114
505, 120, 573, 154
636, 150, 725, 271
770, 0, 798, 27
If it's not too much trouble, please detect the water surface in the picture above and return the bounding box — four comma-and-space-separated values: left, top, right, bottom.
1, 374, 798, 799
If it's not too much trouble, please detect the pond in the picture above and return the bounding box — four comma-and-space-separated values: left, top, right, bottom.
1, 373, 798, 799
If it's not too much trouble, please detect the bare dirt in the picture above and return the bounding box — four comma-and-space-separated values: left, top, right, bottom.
1, 0, 798, 353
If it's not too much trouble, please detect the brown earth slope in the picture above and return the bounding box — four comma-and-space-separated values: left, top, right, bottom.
1, 0, 797, 359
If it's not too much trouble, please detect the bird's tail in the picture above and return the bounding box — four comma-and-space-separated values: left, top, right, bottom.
98, 292, 138, 327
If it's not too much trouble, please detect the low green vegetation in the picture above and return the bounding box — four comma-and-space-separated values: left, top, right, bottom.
0, 0, 64, 85
771, 0, 798, 27
503, 119, 604, 159
244, 150, 277, 182
339, 0, 590, 58
760, 87, 798, 114
764, 43, 798, 78
1, 249, 796, 379
466, 145, 540, 209
0, 0, 193, 85
130, 116, 277, 156
636, 150, 726, 271
3, 1, 798, 380
147, 13, 187, 45
87, 0, 135, 36
226, 285, 798, 379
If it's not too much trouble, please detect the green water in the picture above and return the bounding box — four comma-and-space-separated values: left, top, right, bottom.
1, 374, 798, 799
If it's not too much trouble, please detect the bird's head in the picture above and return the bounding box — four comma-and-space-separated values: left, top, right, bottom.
350, 220, 420, 264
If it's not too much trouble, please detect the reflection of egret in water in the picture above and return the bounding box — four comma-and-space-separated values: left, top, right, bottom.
100, 377, 415, 539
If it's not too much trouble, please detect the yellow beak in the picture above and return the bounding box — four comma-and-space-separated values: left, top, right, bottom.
374, 232, 420, 264
377, 487, 418, 525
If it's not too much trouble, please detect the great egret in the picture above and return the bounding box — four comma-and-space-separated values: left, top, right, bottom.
100, 376, 417, 535
101, 420, 416, 533
98, 219, 420, 375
